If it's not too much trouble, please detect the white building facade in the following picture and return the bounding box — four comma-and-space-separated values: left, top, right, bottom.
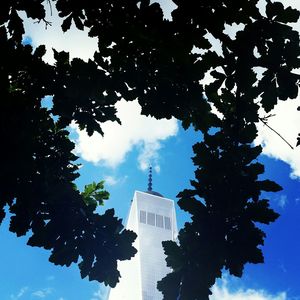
108, 190, 178, 300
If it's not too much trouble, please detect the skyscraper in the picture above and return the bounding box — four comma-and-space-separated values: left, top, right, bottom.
108, 168, 178, 300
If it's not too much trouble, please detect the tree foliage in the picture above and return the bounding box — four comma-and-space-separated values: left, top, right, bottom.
1, 0, 300, 299
0, 0, 136, 288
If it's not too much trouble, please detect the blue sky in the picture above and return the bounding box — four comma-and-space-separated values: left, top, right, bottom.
2, 1, 300, 300
2, 126, 300, 300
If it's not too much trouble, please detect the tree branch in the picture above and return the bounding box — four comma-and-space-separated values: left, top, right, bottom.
259, 117, 294, 150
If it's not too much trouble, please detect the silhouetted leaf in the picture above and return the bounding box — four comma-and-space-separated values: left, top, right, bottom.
258, 180, 282, 192
274, 6, 300, 23
62, 15, 72, 32
1, 0, 299, 297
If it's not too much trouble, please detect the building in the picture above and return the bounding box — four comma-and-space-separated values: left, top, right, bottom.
107, 167, 178, 300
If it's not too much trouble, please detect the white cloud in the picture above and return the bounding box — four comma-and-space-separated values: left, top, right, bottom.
255, 100, 300, 178
253, 0, 300, 179
71, 99, 178, 170
276, 195, 288, 209
211, 278, 287, 300
22, 0, 300, 178
21, 6, 97, 65
32, 288, 53, 298
103, 175, 118, 186
137, 141, 161, 172
209, 96, 300, 180
154, 165, 161, 173
104, 175, 128, 186
91, 285, 109, 300
22, 5, 178, 172
10, 287, 28, 300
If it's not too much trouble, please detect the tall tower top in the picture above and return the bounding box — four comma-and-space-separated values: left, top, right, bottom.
145, 166, 163, 197
147, 166, 153, 192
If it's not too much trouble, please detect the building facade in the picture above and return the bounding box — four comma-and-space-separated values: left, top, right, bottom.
108, 186, 178, 300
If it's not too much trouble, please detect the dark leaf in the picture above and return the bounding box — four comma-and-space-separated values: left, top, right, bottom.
62, 15, 72, 32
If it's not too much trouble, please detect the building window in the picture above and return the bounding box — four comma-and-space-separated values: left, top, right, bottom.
156, 214, 164, 228
147, 212, 155, 226
164, 216, 171, 230
140, 210, 146, 224
141, 210, 172, 230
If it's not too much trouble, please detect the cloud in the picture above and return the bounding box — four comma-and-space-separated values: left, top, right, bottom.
104, 175, 128, 186
10, 287, 28, 300
209, 96, 300, 180
71, 99, 178, 170
103, 175, 118, 186
21, 7, 97, 64
32, 288, 53, 298
22, 0, 300, 179
91, 284, 109, 300
21, 5, 178, 172
137, 141, 161, 172
255, 100, 300, 178
253, 1, 300, 179
276, 195, 288, 209
211, 278, 287, 300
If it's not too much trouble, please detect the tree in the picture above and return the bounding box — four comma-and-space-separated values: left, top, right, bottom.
0, 0, 136, 288
1, 0, 299, 299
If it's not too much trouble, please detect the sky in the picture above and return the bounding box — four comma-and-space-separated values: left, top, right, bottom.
1, 1, 300, 300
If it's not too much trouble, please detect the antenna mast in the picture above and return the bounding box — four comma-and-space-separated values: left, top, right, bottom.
147, 166, 153, 191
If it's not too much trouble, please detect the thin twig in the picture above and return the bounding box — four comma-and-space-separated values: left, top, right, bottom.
259, 117, 294, 150
47, 0, 53, 16
34, 18, 52, 29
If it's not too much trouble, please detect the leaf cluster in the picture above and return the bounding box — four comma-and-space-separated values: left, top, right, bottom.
0, 0, 299, 298
0, 1, 136, 288
81, 181, 109, 210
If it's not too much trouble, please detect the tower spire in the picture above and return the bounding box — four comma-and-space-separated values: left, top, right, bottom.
145, 165, 163, 197
147, 166, 153, 192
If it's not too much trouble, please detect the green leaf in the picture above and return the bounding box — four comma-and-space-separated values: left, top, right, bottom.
81, 181, 109, 209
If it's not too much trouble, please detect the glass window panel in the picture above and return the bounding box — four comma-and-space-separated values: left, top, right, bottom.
156, 214, 164, 228
147, 212, 155, 226
164, 216, 171, 230
140, 210, 146, 224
